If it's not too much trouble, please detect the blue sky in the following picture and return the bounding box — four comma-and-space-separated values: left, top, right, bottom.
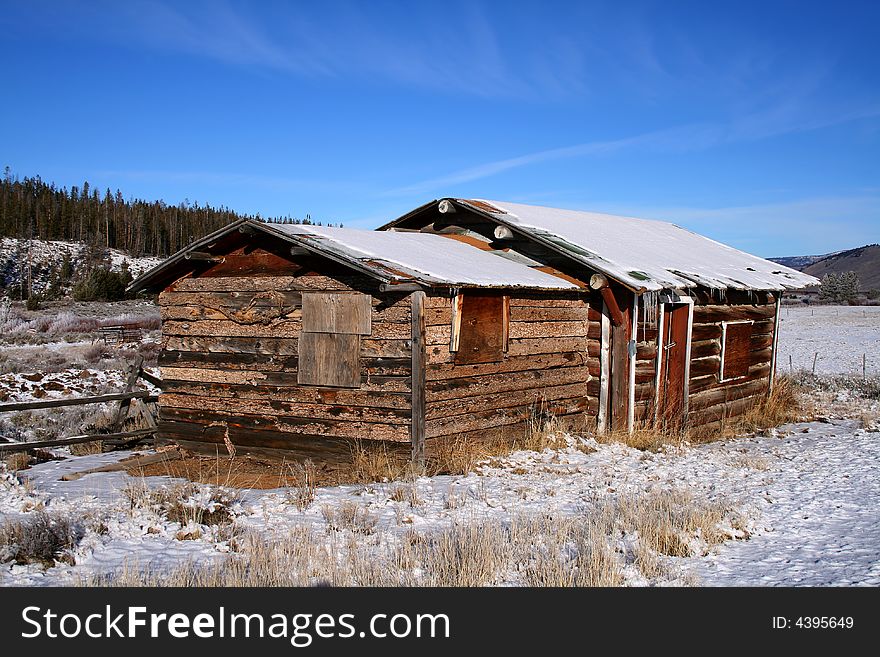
1, 0, 878, 256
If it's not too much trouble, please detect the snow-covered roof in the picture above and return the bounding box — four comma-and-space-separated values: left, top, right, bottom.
268, 224, 578, 289
395, 199, 819, 292
128, 219, 579, 293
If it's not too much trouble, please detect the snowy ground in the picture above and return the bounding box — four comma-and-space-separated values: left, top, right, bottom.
777, 305, 880, 375
0, 303, 878, 586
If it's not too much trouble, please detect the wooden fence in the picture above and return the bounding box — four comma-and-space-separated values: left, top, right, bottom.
0, 356, 160, 454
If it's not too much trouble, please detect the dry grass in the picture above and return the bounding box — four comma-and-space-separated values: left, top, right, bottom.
282, 459, 317, 510
81, 485, 743, 587
321, 500, 379, 535
123, 481, 241, 528
0, 512, 83, 566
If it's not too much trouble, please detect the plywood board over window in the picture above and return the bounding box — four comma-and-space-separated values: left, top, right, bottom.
451, 292, 508, 365
720, 320, 753, 381
298, 292, 370, 388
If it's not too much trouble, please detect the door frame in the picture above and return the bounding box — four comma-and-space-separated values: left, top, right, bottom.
653, 294, 694, 425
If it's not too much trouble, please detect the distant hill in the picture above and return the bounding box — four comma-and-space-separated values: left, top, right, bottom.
768, 252, 842, 269
800, 244, 880, 291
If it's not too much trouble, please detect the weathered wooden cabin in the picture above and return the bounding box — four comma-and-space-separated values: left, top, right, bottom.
379, 199, 819, 434
128, 221, 588, 461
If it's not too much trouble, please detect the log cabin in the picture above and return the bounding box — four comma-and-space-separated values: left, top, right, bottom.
129, 199, 818, 462
379, 199, 819, 434
128, 220, 589, 461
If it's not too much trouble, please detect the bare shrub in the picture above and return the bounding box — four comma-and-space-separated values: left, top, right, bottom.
321, 501, 378, 534
350, 442, 412, 483
125, 481, 242, 528
388, 481, 422, 508
0, 512, 84, 566
284, 459, 317, 511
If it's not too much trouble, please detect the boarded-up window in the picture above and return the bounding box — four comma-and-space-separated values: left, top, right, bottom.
451, 293, 509, 365
298, 292, 371, 387
720, 320, 752, 381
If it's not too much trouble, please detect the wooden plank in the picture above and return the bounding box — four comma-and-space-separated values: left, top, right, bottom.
163, 335, 410, 358
160, 394, 411, 423
426, 382, 588, 420
302, 292, 372, 335
162, 380, 411, 409
158, 407, 410, 442
0, 390, 156, 413
454, 293, 505, 365
171, 274, 373, 293
426, 365, 589, 402
159, 290, 303, 309
689, 378, 770, 412
0, 429, 155, 453
163, 318, 304, 338
720, 322, 752, 380
426, 397, 588, 438
427, 352, 586, 381
508, 306, 590, 322
411, 291, 426, 464
609, 289, 632, 431
198, 250, 298, 278
692, 304, 776, 324
297, 333, 361, 387
158, 350, 410, 376
508, 320, 588, 340
161, 367, 409, 391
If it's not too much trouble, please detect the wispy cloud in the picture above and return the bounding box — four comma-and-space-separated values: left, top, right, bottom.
384, 103, 880, 196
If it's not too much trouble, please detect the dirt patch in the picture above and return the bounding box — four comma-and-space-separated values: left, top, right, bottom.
129, 452, 360, 489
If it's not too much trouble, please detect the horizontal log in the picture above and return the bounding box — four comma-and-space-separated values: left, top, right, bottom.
634, 382, 655, 402
426, 352, 586, 381
426, 382, 589, 421
688, 363, 771, 395
159, 407, 410, 442
0, 429, 155, 453
161, 305, 302, 322
160, 393, 411, 423
171, 274, 376, 293
508, 321, 588, 340
163, 336, 411, 358
687, 393, 767, 427
426, 365, 589, 402
0, 391, 156, 413
508, 306, 591, 323
690, 356, 721, 378
691, 339, 722, 359
688, 378, 770, 412
158, 421, 402, 464
160, 367, 410, 392
162, 380, 411, 409
507, 297, 591, 308
426, 336, 590, 364
636, 342, 657, 359
159, 290, 304, 309
692, 304, 776, 323
157, 350, 411, 376
163, 318, 303, 338
426, 397, 589, 439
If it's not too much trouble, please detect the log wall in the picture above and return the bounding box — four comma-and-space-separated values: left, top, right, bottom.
156, 260, 414, 457
423, 291, 600, 448
686, 291, 776, 428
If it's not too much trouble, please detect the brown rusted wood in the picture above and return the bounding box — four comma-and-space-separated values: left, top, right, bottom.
721, 322, 752, 380
164, 335, 411, 358
161, 366, 408, 391
600, 286, 626, 327
508, 306, 590, 322
687, 393, 766, 427
159, 407, 410, 442
197, 250, 298, 278
426, 381, 589, 420
692, 304, 776, 324
454, 293, 505, 365
426, 397, 589, 438
158, 350, 410, 376
163, 380, 411, 409
426, 365, 588, 402
302, 292, 372, 335
688, 378, 770, 412
160, 394, 411, 423
690, 339, 722, 359
688, 363, 772, 395
297, 332, 361, 387
690, 356, 721, 377
427, 352, 585, 381
608, 288, 632, 431
410, 290, 427, 464
508, 320, 588, 340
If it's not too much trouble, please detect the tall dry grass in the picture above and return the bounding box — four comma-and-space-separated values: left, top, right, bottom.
81, 486, 742, 587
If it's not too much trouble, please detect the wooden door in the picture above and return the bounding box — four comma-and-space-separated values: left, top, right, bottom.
658, 303, 690, 428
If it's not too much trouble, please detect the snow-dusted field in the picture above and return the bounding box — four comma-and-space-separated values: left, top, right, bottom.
0, 302, 878, 586
776, 305, 880, 375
